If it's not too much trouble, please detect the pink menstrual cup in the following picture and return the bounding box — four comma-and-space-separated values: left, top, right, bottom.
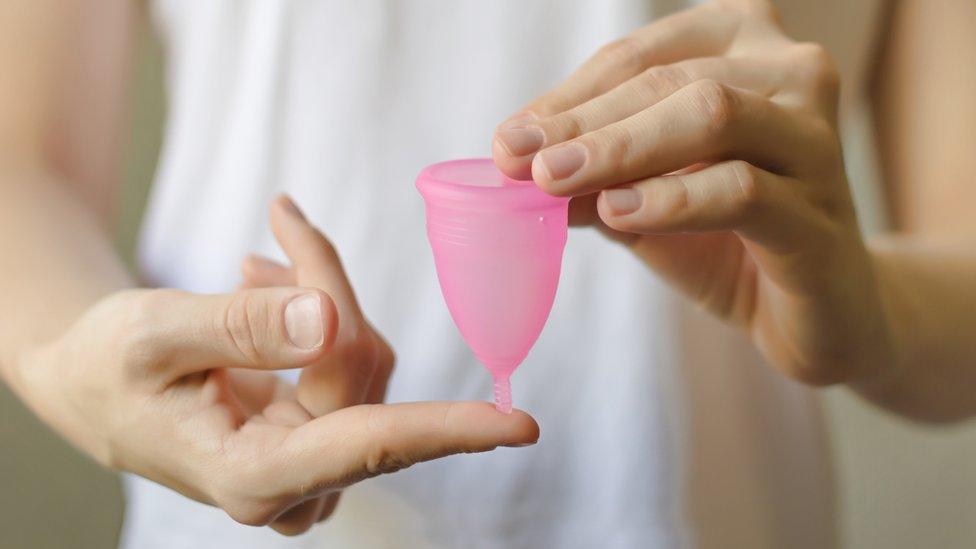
416, 158, 569, 413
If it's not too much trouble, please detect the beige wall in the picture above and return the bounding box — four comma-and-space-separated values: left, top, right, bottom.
2, 26, 976, 549
827, 391, 976, 548
0, 383, 123, 549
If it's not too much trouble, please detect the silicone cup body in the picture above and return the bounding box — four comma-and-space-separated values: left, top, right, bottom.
416, 159, 569, 413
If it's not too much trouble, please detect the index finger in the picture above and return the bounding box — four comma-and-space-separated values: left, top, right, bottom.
501, 2, 737, 125
270, 195, 364, 320
531, 81, 820, 197
269, 195, 384, 415
281, 401, 539, 493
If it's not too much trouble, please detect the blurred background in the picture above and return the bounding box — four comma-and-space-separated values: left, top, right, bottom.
2, 17, 976, 549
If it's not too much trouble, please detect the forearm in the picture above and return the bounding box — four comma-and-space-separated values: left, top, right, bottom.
855, 234, 976, 422
0, 166, 132, 392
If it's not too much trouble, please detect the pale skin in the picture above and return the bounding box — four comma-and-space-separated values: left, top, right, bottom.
0, 0, 539, 537
0, 0, 974, 539
493, 0, 976, 422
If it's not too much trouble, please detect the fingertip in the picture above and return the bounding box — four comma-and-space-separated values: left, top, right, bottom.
269, 194, 346, 276
283, 288, 339, 362
317, 493, 341, 523
568, 193, 601, 226
270, 196, 314, 249
595, 191, 614, 221
491, 138, 534, 181
269, 196, 294, 243
275, 194, 306, 221
455, 401, 540, 447
311, 288, 340, 353
504, 408, 541, 447
595, 196, 631, 233
530, 157, 562, 196
531, 142, 589, 197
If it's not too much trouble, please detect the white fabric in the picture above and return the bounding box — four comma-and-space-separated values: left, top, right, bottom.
125, 1, 882, 547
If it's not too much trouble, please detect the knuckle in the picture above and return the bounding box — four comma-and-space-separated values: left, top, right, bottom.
595, 36, 644, 70
751, 0, 779, 19
123, 289, 176, 335
657, 179, 692, 227
793, 42, 835, 72
534, 89, 574, 117
212, 459, 288, 525
639, 64, 693, 98
790, 363, 846, 387
687, 79, 739, 138
377, 339, 396, 376
551, 109, 587, 141
362, 407, 413, 477
523, 99, 554, 119
220, 497, 281, 527
792, 42, 839, 94
807, 113, 838, 141
311, 227, 338, 256
367, 330, 395, 380
614, 180, 688, 233
794, 114, 842, 176
717, 0, 778, 20
296, 222, 340, 265
118, 289, 182, 370
351, 326, 381, 367
364, 446, 413, 477
334, 324, 381, 382
220, 292, 267, 366
727, 161, 765, 218
590, 124, 635, 168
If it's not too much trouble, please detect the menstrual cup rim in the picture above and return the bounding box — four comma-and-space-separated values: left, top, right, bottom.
416, 158, 569, 212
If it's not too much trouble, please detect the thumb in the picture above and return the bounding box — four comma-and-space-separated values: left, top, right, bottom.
130, 287, 338, 380
279, 402, 540, 492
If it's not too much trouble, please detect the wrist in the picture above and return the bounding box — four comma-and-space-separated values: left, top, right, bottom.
5, 333, 117, 468
855, 240, 916, 391
4, 342, 58, 424
0, 342, 35, 406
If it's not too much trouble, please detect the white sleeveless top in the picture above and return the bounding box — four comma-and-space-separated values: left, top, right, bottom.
125, 1, 885, 548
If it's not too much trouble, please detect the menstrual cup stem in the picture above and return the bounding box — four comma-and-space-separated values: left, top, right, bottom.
493, 375, 513, 414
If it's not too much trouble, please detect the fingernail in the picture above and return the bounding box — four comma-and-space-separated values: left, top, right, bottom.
503, 440, 538, 448
495, 127, 545, 157
498, 111, 538, 130
537, 142, 586, 181
602, 188, 642, 216
279, 195, 306, 221
285, 293, 324, 350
